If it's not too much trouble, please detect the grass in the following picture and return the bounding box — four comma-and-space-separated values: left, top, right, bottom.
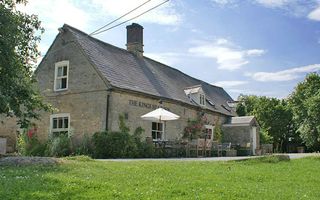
1, 156, 320, 199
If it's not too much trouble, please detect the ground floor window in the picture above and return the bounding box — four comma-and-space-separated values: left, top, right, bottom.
50, 113, 70, 136
204, 125, 214, 140
152, 122, 163, 140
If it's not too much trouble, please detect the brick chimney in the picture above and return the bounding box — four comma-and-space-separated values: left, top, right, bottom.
126, 23, 143, 57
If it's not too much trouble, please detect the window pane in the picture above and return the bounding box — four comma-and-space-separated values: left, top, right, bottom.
56, 79, 62, 89
61, 78, 67, 89
53, 118, 57, 129
57, 67, 63, 77
152, 122, 156, 130
157, 132, 162, 139
64, 117, 69, 128
152, 131, 156, 139
63, 66, 68, 76
158, 123, 163, 131
58, 118, 63, 128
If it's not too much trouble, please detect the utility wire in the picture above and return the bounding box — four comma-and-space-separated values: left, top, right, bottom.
89, 0, 152, 36
91, 0, 169, 36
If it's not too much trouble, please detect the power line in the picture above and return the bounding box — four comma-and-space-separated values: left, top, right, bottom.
89, 0, 152, 36
91, 0, 169, 36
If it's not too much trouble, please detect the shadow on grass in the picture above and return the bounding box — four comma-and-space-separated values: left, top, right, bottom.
235, 155, 290, 164
0, 157, 95, 199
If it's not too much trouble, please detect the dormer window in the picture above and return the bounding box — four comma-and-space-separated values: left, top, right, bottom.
54, 60, 69, 91
199, 94, 205, 106
184, 85, 206, 107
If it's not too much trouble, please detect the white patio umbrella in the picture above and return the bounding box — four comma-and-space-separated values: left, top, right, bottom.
141, 108, 180, 140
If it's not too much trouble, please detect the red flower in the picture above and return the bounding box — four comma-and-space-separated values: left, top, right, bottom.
27, 129, 33, 139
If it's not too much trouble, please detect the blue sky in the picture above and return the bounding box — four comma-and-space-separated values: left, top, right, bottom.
18, 0, 320, 99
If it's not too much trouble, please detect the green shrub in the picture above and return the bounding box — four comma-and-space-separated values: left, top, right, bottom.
17, 132, 47, 156
76, 133, 93, 156
92, 131, 109, 158
140, 141, 155, 158
92, 131, 138, 158
47, 134, 71, 157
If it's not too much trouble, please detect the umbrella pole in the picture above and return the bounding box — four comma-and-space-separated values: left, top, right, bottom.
163, 121, 166, 141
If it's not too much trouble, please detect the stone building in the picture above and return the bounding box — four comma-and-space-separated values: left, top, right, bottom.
0, 23, 260, 155
223, 116, 260, 155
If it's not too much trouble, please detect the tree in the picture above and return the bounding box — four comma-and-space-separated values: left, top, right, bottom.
236, 95, 259, 116
0, 0, 50, 128
289, 73, 320, 151
236, 95, 296, 152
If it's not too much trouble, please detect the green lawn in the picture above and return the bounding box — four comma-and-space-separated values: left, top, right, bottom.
1, 156, 320, 200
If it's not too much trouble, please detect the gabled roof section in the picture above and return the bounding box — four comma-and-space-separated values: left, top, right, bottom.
184, 85, 203, 95
227, 116, 259, 127
61, 24, 236, 116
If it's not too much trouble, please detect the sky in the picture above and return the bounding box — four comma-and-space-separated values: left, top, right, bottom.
17, 0, 320, 100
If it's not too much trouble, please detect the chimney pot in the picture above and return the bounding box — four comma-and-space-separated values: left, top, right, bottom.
126, 23, 143, 56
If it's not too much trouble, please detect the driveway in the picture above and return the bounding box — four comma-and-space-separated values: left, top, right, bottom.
96, 153, 319, 162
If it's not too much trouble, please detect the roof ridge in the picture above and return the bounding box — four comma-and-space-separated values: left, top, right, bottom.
61, 23, 235, 115
63, 24, 225, 91
63, 24, 134, 55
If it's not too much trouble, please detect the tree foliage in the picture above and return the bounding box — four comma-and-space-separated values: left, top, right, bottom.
236, 95, 296, 152
289, 73, 320, 150
0, 0, 50, 128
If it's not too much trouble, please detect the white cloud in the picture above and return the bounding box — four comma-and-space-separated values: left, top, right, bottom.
213, 81, 248, 88
144, 52, 183, 66
17, 0, 90, 32
246, 49, 266, 56
212, 0, 291, 8
15, 0, 182, 55
255, 0, 290, 8
91, 0, 182, 26
210, 0, 236, 6
188, 38, 265, 71
255, 0, 320, 18
246, 64, 320, 82
216, 38, 230, 45
211, 0, 319, 19
16, 0, 182, 36
308, 6, 320, 21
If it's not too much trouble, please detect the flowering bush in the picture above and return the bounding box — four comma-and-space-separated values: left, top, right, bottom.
183, 113, 209, 140
17, 125, 47, 156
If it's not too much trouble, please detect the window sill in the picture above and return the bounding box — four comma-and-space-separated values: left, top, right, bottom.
54, 88, 68, 92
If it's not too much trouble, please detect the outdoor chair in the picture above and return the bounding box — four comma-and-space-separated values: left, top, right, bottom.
189, 139, 205, 157
164, 140, 181, 157
212, 141, 222, 157
204, 139, 213, 157
222, 142, 232, 151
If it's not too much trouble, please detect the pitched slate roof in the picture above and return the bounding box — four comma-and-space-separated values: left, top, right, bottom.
63, 24, 236, 116
226, 116, 259, 127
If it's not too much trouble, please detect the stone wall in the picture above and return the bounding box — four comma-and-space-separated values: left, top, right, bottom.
222, 125, 260, 155
0, 27, 233, 151
34, 29, 109, 145
108, 91, 227, 140
222, 125, 251, 146
0, 116, 17, 152
34, 91, 108, 144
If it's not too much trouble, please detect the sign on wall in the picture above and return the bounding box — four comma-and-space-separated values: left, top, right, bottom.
128, 100, 170, 110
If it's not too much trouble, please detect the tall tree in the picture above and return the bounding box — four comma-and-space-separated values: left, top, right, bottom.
289, 73, 320, 151
236, 95, 296, 152
0, 0, 50, 128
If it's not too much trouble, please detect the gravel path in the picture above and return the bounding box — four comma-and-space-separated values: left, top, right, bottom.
0, 153, 317, 165
97, 153, 319, 162
0, 156, 61, 166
